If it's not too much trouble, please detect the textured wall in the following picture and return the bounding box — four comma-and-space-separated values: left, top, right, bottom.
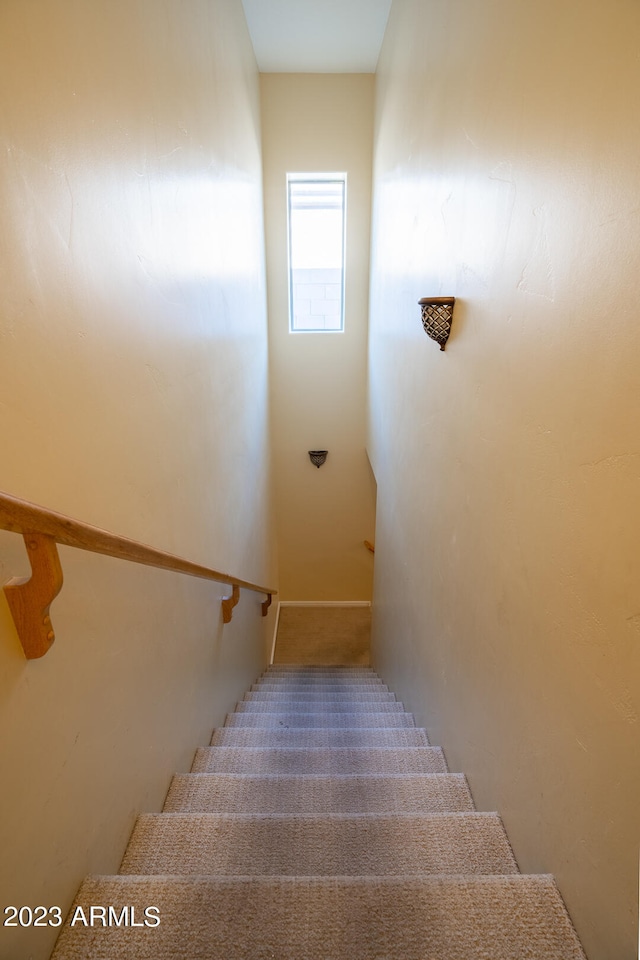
261, 74, 376, 600
0, 2, 274, 957
368, 2, 640, 958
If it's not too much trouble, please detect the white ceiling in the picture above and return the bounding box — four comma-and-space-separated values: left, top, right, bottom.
240, 0, 393, 73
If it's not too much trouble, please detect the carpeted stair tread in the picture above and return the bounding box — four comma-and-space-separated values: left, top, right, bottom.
254, 667, 384, 684
210, 726, 430, 748
261, 674, 384, 680
256, 681, 387, 690
263, 670, 380, 679
234, 699, 406, 713
243, 690, 397, 702
120, 811, 518, 876
52, 875, 586, 960
263, 663, 378, 677
252, 681, 389, 692
192, 745, 448, 775
224, 711, 416, 728
262, 677, 384, 686
164, 772, 474, 814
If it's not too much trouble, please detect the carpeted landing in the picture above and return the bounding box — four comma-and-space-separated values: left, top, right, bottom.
51, 665, 586, 959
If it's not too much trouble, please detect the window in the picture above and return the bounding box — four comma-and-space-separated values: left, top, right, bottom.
287, 174, 346, 332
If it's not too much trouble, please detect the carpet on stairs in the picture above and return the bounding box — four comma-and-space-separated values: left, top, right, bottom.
51, 664, 586, 959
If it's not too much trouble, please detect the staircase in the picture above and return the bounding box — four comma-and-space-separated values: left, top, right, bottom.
52, 665, 586, 958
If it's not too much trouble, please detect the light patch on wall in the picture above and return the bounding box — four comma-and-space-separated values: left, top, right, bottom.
132, 175, 263, 286
371, 175, 451, 285
372, 170, 520, 302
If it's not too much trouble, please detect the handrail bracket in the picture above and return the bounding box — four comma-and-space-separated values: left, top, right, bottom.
221, 583, 240, 624
222, 587, 272, 623
3, 533, 64, 659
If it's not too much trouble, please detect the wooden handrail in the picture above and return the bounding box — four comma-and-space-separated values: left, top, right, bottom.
0, 491, 276, 660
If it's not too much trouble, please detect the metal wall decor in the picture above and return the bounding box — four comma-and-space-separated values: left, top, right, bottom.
418, 297, 455, 351
308, 450, 328, 468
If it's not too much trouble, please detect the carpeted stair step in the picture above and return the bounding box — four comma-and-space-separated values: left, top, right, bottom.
260, 677, 380, 685
264, 665, 378, 670
224, 711, 416, 728
234, 699, 406, 713
252, 681, 390, 692
210, 726, 430, 748
243, 690, 398, 702
259, 682, 387, 689
263, 668, 379, 679
192, 745, 448, 775
163, 772, 474, 815
120, 811, 518, 876
255, 675, 387, 684
52, 874, 587, 960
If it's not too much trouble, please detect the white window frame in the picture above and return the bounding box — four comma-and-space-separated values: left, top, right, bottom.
286, 172, 347, 334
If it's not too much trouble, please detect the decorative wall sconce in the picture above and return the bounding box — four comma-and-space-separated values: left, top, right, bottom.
308, 450, 328, 468
418, 297, 455, 351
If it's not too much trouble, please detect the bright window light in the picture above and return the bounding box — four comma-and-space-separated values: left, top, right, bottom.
287, 174, 346, 332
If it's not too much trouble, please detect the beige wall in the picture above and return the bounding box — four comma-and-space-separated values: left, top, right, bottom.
368, 2, 640, 958
261, 74, 376, 600
0, 2, 275, 957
